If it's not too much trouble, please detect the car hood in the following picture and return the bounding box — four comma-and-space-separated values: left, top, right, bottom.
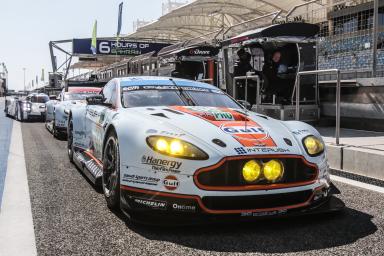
126, 106, 304, 156
62, 100, 87, 109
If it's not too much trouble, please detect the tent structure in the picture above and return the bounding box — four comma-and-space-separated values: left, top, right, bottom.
126, 0, 325, 41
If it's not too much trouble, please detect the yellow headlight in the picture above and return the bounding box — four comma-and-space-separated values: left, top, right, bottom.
263, 160, 284, 182
155, 139, 168, 152
242, 160, 262, 183
303, 136, 324, 156
147, 136, 209, 160
170, 140, 184, 155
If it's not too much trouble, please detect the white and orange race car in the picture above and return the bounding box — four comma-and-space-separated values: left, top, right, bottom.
67, 76, 344, 224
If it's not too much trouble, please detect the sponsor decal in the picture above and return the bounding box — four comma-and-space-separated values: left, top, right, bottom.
122, 85, 210, 92
241, 209, 287, 217
132, 197, 167, 210
235, 147, 290, 155
220, 121, 276, 147
163, 175, 179, 191
171, 106, 276, 147
160, 131, 185, 137
234, 147, 247, 155
172, 203, 196, 212
292, 129, 310, 135
189, 49, 211, 55
141, 155, 182, 173
123, 174, 160, 186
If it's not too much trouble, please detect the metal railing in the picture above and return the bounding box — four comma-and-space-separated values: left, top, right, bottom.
296, 69, 341, 145
232, 74, 261, 108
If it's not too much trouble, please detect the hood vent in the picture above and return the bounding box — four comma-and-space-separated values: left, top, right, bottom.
212, 138, 226, 148
151, 113, 169, 119
163, 108, 184, 115
256, 114, 268, 120
284, 138, 293, 146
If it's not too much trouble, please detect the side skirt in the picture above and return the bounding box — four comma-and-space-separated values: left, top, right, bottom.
45, 121, 54, 134
73, 148, 103, 186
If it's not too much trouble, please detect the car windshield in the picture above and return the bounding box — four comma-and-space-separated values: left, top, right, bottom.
64, 93, 97, 101
121, 86, 241, 109
30, 95, 49, 103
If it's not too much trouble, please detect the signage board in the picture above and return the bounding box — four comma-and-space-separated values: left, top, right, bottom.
73, 39, 170, 56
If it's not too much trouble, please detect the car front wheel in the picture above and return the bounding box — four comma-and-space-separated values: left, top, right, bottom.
102, 131, 120, 210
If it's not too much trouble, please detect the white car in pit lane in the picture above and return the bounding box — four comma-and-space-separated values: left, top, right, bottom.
45, 87, 102, 138
67, 76, 344, 224
6, 93, 48, 121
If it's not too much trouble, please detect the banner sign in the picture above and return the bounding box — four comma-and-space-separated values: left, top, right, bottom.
178, 46, 220, 57
73, 39, 171, 56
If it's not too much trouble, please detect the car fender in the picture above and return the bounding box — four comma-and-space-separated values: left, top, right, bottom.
281, 120, 328, 177
70, 106, 88, 150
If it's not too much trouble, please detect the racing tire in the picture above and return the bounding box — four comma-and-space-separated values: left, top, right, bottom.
67, 118, 74, 163
16, 107, 23, 122
52, 116, 60, 139
102, 131, 120, 210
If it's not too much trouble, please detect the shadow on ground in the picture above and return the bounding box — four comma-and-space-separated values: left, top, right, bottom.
120, 207, 376, 254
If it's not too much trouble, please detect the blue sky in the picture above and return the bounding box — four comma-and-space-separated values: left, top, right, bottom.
0, 0, 169, 90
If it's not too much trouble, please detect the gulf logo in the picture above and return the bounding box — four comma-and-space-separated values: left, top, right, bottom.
220, 121, 276, 147
163, 175, 179, 191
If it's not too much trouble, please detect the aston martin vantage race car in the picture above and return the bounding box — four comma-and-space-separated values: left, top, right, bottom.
67, 76, 344, 224
46, 86, 102, 138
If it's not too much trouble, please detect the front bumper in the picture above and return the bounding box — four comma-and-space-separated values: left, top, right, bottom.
120, 183, 344, 225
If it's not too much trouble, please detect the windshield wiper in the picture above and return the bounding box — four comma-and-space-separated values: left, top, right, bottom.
169, 78, 196, 106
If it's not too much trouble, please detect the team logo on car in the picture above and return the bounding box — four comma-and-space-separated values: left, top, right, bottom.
163, 175, 179, 191
220, 121, 276, 147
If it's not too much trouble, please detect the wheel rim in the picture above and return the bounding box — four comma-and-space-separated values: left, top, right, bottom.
103, 138, 118, 196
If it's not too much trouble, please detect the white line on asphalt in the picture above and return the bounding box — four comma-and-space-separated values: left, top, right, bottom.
0, 121, 37, 256
331, 174, 384, 194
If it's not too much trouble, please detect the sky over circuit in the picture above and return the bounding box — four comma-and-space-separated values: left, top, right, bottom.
0, 0, 172, 90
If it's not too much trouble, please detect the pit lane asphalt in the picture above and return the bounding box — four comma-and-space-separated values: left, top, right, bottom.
21, 122, 384, 256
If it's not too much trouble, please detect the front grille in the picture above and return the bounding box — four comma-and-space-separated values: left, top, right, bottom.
202, 190, 313, 211
195, 156, 318, 190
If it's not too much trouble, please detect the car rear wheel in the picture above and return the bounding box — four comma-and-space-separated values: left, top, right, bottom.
16, 107, 22, 122
67, 118, 74, 163
102, 131, 120, 210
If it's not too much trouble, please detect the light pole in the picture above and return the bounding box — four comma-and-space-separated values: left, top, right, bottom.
23, 68, 26, 92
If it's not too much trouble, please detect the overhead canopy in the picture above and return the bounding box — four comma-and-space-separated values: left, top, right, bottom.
222, 22, 320, 46
126, 0, 324, 41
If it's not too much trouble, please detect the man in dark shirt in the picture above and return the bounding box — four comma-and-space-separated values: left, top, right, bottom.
263, 51, 291, 103
233, 49, 257, 104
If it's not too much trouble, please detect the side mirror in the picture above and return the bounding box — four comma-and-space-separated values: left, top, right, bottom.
237, 100, 252, 110
86, 95, 113, 108
86, 95, 104, 105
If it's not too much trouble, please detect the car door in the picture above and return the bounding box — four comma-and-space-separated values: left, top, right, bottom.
85, 80, 117, 160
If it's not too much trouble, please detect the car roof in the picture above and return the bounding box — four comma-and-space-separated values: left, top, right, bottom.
116, 76, 217, 90
67, 87, 102, 93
